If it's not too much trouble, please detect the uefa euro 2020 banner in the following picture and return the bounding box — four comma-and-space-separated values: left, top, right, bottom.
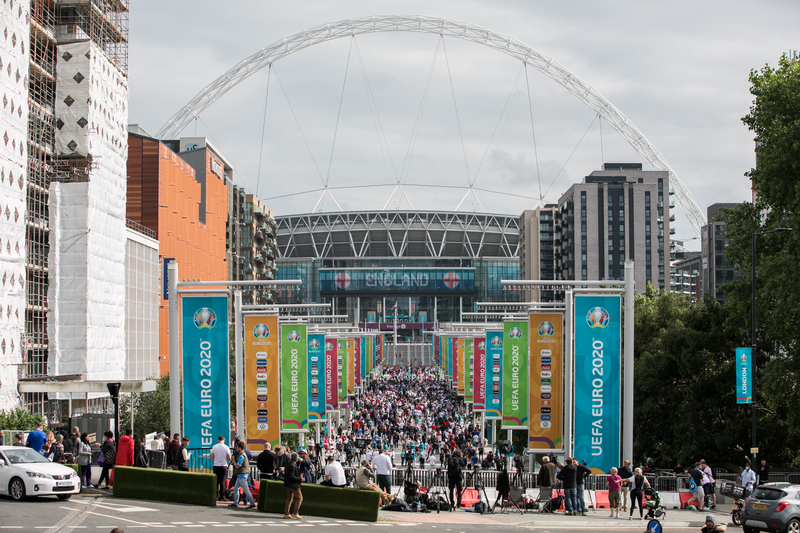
502, 321, 529, 429
574, 295, 621, 473
338, 339, 348, 408
307, 333, 325, 422
465, 338, 474, 403
280, 324, 308, 433
182, 296, 230, 448
244, 315, 280, 451
485, 331, 503, 420
529, 313, 563, 452
473, 337, 486, 412
325, 337, 338, 413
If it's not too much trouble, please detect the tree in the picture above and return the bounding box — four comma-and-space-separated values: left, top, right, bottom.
120, 374, 172, 437
633, 284, 752, 467
722, 54, 800, 465
0, 408, 48, 431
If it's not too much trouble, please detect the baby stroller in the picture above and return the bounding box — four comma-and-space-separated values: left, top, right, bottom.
644, 487, 666, 520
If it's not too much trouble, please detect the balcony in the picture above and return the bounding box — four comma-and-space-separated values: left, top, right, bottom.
669, 227, 676, 235
254, 230, 265, 243
254, 254, 264, 265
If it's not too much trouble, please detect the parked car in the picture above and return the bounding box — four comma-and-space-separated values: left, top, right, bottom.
0, 446, 80, 501
741, 482, 800, 533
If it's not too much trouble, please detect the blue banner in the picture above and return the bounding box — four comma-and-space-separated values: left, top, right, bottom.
485, 330, 503, 420
574, 295, 621, 473
182, 296, 230, 448
736, 347, 752, 404
308, 334, 326, 421
360, 337, 366, 383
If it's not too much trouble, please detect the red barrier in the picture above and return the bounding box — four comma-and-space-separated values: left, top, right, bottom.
592, 490, 610, 509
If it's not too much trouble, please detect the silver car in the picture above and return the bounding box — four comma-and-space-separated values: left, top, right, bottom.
742, 482, 800, 533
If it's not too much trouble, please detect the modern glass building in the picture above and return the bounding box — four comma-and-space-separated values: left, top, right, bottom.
275, 211, 522, 341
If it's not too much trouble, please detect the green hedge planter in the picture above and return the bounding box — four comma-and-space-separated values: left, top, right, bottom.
113, 466, 216, 506
65, 463, 80, 477
257, 481, 380, 522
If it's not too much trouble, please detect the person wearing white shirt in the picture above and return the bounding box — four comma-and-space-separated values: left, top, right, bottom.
323, 456, 347, 487
373, 449, 393, 493
740, 464, 756, 492
210, 436, 231, 501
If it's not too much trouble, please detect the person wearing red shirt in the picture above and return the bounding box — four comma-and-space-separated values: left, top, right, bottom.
115, 428, 135, 467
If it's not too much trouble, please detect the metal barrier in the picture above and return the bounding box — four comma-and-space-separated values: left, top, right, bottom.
147, 450, 167, 469
654, 476, 680, 492
187, 447, 213, 473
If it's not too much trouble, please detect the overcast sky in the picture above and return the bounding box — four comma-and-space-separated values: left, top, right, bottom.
128, 1, 799, 245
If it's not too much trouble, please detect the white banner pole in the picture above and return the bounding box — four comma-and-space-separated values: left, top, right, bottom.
168, 262, 181, 439
623, 261, 635, 461
235, 290, 244, 443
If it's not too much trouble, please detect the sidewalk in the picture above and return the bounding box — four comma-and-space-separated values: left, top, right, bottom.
379, 502, 735, 528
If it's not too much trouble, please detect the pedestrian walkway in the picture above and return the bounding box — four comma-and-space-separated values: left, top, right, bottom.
378, 502, 735, 528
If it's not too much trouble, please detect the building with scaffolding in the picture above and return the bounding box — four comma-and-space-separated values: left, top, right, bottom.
0, 0, 131, 416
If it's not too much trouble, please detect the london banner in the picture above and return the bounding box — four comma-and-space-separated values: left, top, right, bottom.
244, 315, 280, 451
502, 321, 529, 429
325, 337, 338, 413
529, 313, 563, 452
574, 295, 621, 473
280, 324, 308, 433
736, 347, 752, 404
182, 296, 230, 448
485, 330, 503, 420
307, 333, 325, 422
473, 337, 486, 412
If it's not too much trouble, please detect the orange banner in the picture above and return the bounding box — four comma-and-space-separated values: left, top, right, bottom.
245, 315, 280, 452
528, 313, 563, 452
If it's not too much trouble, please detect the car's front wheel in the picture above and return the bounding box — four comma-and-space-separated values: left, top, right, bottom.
9, 478, 26, 501
57, 494, 72, 501
784, 518, 800, 533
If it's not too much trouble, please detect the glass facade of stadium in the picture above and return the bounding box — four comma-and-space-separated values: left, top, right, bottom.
274, 211, 522, 342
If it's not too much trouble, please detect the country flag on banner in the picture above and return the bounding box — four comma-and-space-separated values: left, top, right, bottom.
443, 271, 460, 289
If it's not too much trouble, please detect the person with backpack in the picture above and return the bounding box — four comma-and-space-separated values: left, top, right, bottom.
686, 463, 706, 510
94, 431, 115, 489
231, 441, 256, 509
623, 467, 651, 520
447, 449, 466, 509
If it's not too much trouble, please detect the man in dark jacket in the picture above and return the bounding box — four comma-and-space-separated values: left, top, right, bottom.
537, 456, 557, 501
257, 443, 276, 480
283, 453, 304, 519
574, 458, 592, 516
447, 450, 466, 509
557, 457, 578, 515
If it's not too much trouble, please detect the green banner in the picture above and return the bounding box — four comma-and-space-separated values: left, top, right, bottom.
502, 321, 529, 429
280, 324, 308, 433
465, 338, 474, 403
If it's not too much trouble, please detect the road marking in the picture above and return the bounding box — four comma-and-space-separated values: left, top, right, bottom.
212, 527, 234, 529
171, 523, 193, 525
183, 527, 206, 529
0, 528, 23, 530
93, 503, 158, 513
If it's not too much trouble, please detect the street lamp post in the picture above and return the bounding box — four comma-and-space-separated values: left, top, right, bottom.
751, 227, 792, 465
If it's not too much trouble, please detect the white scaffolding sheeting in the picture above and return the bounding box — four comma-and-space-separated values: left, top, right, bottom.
47, 41, 128, 395
0, 0, 30, 411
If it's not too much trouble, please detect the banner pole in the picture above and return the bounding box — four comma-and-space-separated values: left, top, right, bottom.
564, 288, 573, 459
623, 261, 635, 462
235, 290, 244, 443
168, 261, 181, 439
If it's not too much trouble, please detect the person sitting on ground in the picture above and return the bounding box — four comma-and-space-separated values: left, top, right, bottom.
355, 459, 393, 504
701, 514, 727, 532
321, 454, 347, 487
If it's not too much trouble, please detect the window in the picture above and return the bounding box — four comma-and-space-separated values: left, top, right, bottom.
608, 240, 613, 249
619, 225, 625, 233
645, 192, 651, 206
582, 253, 587, 263
581, 192, 587, 206
608, 211, 613, 222
619, 209, 625, 221
581, 208, 586, 221
619, 239, 625, 250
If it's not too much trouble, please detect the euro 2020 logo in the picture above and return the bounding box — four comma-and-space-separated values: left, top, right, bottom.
490, 336, 502, 347
478, 341, 486, 351
508, 327, 522, 339
325, 341, 333, 351
586, 307, 610, 329
287, 330, 302, 342
194, 308, 217, 329
253, 324, 270, 339
538, 321, 555, 337
309, 338, 320, 350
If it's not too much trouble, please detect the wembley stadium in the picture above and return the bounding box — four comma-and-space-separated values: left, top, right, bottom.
274, 210, 522, 340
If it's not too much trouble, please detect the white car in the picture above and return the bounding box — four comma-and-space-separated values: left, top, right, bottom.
0, 446, 81, 501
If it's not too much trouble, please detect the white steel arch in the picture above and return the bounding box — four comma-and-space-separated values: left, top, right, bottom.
156, 14, 706, 236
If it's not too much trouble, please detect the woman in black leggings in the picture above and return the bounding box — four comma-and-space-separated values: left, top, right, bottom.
626, 467, 651, 520
95, 431, 114, 489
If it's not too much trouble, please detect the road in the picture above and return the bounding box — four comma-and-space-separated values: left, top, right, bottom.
0, 491, 726, 532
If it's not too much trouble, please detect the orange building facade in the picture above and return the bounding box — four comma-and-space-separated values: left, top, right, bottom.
127, 132, 229, 376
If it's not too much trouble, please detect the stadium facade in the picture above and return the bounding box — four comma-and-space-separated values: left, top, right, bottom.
275, 210, 522, 340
